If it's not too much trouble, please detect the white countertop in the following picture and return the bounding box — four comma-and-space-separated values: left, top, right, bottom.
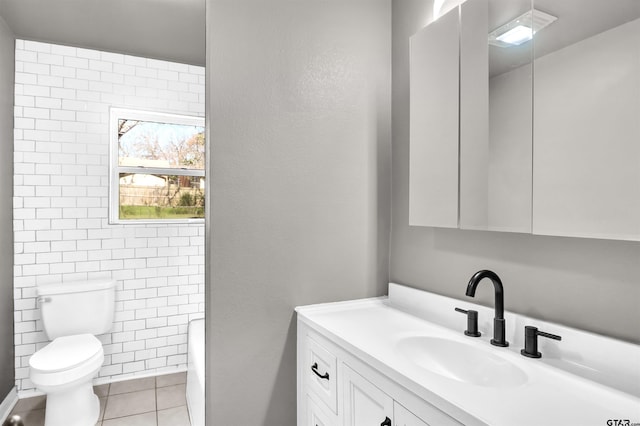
296, 284, 640, 426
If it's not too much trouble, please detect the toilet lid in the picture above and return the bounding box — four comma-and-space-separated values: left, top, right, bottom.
30, 334, 103, 373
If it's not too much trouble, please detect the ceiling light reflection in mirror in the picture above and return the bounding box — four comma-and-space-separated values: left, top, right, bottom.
489, 9, 558, 48
433, 0, 466, 20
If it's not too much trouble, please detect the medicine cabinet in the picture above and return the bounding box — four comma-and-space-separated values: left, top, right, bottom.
409, 0, 640, 241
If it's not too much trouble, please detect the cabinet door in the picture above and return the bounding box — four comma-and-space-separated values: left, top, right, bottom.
532, 15, 640, 241
394, 402, 429, 426
343, 364, 393, 426
409, 5, 460, 228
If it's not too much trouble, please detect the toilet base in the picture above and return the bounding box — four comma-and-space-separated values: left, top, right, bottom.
43, 381, 99, 426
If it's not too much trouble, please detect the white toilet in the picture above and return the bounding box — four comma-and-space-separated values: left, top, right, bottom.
29, 279, 116, 426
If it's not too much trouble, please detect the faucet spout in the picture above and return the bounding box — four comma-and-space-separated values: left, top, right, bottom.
466, 270, 504, 319
466, 270, 508, 347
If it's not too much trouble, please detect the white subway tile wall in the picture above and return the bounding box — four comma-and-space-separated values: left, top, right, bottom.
13, 40, 205, 393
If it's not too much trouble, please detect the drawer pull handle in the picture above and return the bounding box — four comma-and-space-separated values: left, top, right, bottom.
381, 417, 392, 426
311, 362, 330, 380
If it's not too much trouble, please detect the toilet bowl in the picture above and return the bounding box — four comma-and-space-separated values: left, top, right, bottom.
28, 279, 115, 426
30, 335, 104, 426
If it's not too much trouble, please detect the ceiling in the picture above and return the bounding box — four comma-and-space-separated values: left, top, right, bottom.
0, 0, 205, 66
1, 0, 638, 75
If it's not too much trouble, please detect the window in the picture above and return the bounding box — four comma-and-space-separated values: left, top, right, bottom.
110, 108, 205, 223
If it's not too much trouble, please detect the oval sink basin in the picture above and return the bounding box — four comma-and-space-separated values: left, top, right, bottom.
396, 336, 528, 388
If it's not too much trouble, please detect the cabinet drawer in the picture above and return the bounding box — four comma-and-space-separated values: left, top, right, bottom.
394, 402, 429, 426
305, 335, 338, 414
306, 394, 336, 426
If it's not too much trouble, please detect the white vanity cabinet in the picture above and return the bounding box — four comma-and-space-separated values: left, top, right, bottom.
297, 286, 640, 426
297, 320, 463, 426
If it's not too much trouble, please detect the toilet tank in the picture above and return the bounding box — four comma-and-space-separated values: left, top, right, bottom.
37, 279, 116, 340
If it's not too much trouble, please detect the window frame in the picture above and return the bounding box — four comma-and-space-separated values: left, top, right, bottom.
109, 107, 206, 224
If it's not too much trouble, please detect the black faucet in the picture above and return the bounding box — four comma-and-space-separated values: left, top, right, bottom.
465, 270, 509, 347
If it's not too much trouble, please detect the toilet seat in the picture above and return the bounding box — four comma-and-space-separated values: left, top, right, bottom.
30, 334, 104, 388
31, 334, 102, 373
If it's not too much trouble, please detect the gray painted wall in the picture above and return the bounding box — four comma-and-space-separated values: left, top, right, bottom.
0, 14, 15, 399
205, 0, 391, 424
390, 0, 640, 344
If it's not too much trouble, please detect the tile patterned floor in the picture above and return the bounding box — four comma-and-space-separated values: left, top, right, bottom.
6, 372, 191, 426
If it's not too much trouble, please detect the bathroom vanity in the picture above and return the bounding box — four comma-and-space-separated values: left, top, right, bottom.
296, 284, 640, 425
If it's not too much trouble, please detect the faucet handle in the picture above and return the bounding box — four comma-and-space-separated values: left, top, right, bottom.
520, 326, 562, 358
454, 307, 481, 337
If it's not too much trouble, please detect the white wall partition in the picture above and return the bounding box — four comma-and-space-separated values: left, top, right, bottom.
13, 40, 205, 393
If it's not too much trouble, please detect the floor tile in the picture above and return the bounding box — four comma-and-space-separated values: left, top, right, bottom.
6, 375, 190, 426
7, 409, 45, 426
99, 396, 107, 421
157, 406, 190, 426
102, 412, 157, 426
156, 372, 186, 388
156, 384, 186, 410
103, 389, 156, 420
11, 395, 46, 413
109, 377, 156, 395
95, 383, 110, 397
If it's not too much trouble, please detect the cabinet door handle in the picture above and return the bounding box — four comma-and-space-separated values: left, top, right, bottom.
310, 362, 330, 380
381, 416, 392, 426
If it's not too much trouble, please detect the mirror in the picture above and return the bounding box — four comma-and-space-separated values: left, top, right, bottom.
410, 0, 640, 241
459, 0, 533, 233
409, 0, 534, 231
532, 0, 640, 241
